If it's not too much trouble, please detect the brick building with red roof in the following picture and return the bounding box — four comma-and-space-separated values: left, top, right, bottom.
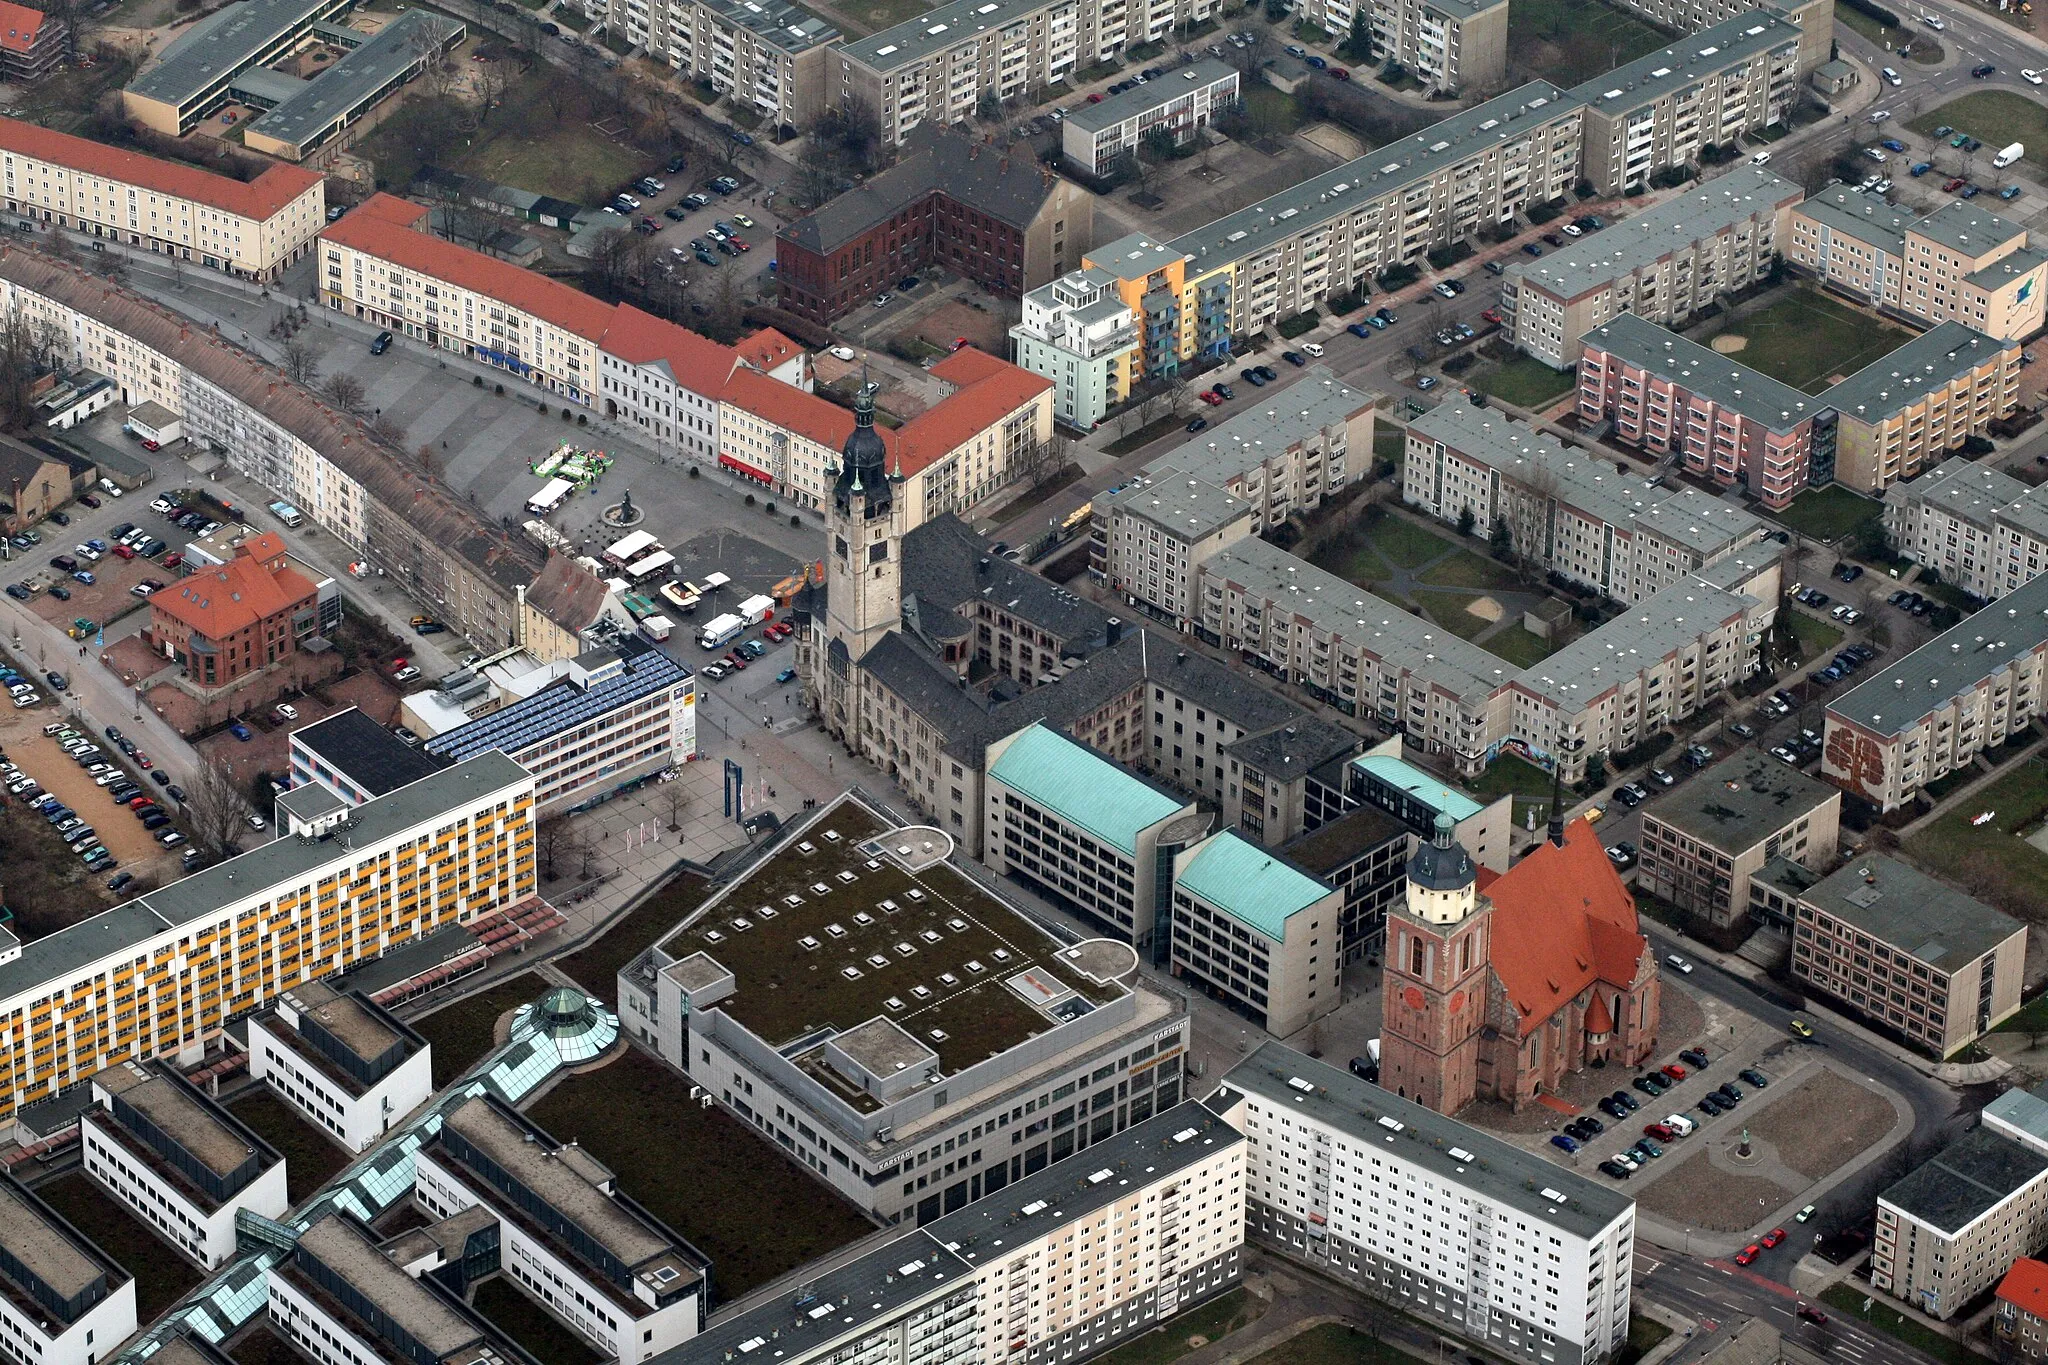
147, 532, 321, 689
1380, 813, 1660, 1115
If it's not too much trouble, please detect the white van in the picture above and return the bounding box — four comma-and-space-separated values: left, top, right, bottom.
1663, 1114, 1697, 1137
1882, 66, 1902, 85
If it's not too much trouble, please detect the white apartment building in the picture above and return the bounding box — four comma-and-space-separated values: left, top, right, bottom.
0, 1176, 137, 1365
1299, 0, 1508, 92
1405, 394, 1767, 605
249, 981, 435, 1153
1884, 458, 2048, 602
1571, 11, 1803, 195
1218, 1044, 1635, 1365
1060, 61, 1241, 178
1877, 1082, 2048, 1318
1823, 567, 2048, 812
1093, 472, 1252, 625
1503, 165, 1801, 367
1599, 0, 1833, 75
414, 1095, 706, 1363
0, 752, 534, 1134
0, 115, 324, 282
81, 1062, 290, 1270
650, 1101, 1245, 1365
622, 0, 839, 127
1146, 369, 1372, 532
1012, 267, 1139, 430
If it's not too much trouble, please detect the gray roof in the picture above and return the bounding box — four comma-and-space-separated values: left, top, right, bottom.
129, 0, 339, 108
1647, 749, 1837, 851
1280, 802, 1411, 874
1569, 7, 1801, 118
1910, 199, 2030, 257
780, 132, 1063, 255
1200, 537, 1515, 703
0, 752, 529, 1009
929, 1100, 1241, 1258
1101, 473, 1251, 543
1066, 60, 1239, 135
1824, 322, 2014, 426
292, 1214, 485, 1357
1882, 1126, 2048, 1234
1797, 854, 2022, 971
1087, 233, 1188, 282
1221, 715, 1359, 776
1514, 571, 1754, 711
1582, 312, 1821, 432
1969, 247, 2048, 293
1168, 82, 1579, 273
294, 705, 447, 798
840, 0, 1049, 72
0, 1177, 114, 1309
1221, 1043, 1634, 1240
1795, 185, 1911, 259
696, 0, 837, 53
1504, 166, 1801, 303
1829, 568, 2048, 738
1889, 456, 2048, 545
1410, 393, 1762, 556
1151, 368, 1375, 489
1414, 0, 1508, 21
229, 65, 309, 104
244, 10, 462, 151
1985, 1081, 2048, 1148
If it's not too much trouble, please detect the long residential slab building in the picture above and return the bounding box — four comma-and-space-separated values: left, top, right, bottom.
1884, 457, 2048, 602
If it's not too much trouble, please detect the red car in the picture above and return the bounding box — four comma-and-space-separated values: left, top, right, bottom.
1733, 1245, 1760, 1266
1198, 390, 1224, 406
1797, 1307, 1829, 1325
1330, 66, 1350, 79
1087, 91, 1105, 102
1661, 1063, 1687, 1081
135, 753, 152, 770
1481, 307, 1504, 325
162, 552, 184, 569
1761, 1228, 1786, 1248
730, 238, 749, 252
1643, 1122, 1675, 1141
141, 439, 160, 451
1944, 177, 1966, 192
112, 544, 135, 559
80, 494, 100, 508
724, 652, 748, 670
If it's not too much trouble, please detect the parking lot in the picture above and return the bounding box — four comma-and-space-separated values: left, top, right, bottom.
0, 693, 191, 894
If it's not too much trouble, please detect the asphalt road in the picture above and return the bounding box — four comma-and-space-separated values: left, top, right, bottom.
1640, 1248, 1933, 1365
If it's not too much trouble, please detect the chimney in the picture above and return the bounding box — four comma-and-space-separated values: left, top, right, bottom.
1107, 616, 1123, 645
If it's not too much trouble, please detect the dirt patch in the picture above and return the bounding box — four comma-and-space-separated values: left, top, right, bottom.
1299, 123, 1367, 160
1636, 1148, 1800, 1230
1660, 983, 1709, 1048
1711, 335, 1749, 354
1746, 1068, 1896, 1180
904, 299, 1009, 356
1466, 595, 1503, 623
28, 552, 164, 628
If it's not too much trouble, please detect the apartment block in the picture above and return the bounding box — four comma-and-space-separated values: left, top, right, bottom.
1996, 1260, 2048, 1360
1298, 0, 1507, 93
1602, 0, 1833, 75
1883, 457, 2048, 602
1876, 1083, 2048, 1319
1570, 11, 1803, 195
1635, 749, 1839, 929
248, 981, 435, 1153
414, 1095, 707, 1362
1778, 855, 2024, 1055
1146, 369, 1373, 531
1061, 60, 1239, 178
1502, 165, 1801, 367
1826, 322, 2021, 495
1168, 831, 1339, 1035
1404, 393, 1766, 605
1578, 314, 1825, 507
0, 115, 323, 282
1787, 192, 2048, 342
1217, 1044, 1635, 1365
984, 722, 1211, 950
620, 790, 1192, 1226
624, 0, 838, 127
0, 1176, 136, 1365
1823, 569, 2048, 811
0, 751, 533, 1131
0, 2, 68, 85
1012, 267, 1138, 430
1092, 472, 1252, 626
81, 1062, 289, 1269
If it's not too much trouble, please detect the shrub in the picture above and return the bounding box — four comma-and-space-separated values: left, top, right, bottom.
1526, 198, 1564, 225
577, 414, 587, 425
790, 514, 801, 527
765, 501, 777, 514
1841, 0, 1901, 25
1377, 262, 1420, 291
745, 493, 756, 506
538, 404, 548, 416
494, 383, 504, 395
562, 408, 573, 421
688, 466, 700, 478
472, 374, 483, 387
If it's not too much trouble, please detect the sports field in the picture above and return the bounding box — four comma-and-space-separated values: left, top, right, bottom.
1699, 287, 1919, 395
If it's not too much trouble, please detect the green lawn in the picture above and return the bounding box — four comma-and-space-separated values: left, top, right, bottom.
1483, 625, 1563, 668
1506, 0, 1674, 86
1413, 589, 1492, 639
527, 1048, 875, 1299
1241, 84, 1307, 136
1994, 994, 2048, 1034
1835, 4, 1905, 44
229, 1089, 353, 1205
1311, 535, 1395, 587
1905, 756, 2048, 909
1700, 288, 1918, 395
413, 972, 548, 1088
1091, 1290, 1266, 1365
1473, 355, 1580, 410
1104, 412, 1191, 456
472, 1277, 606, 1365
1422, 548, 1523, 592
1772, 484, 1885, 544
1783, 611, 1845, 663
1469, 751, 1558, 824
34, 1173, 205, 1322
1365, 513, 1459, 570
1909, 92, 2048, 172
1373, 424, 1406, 466
558, 875, 709, 1006
1238, 1323, 1415, 1365
1819, 1284, 1994, 1365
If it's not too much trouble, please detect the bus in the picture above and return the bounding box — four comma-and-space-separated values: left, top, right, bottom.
626, 550, 676, 582
604, 530, 659, 567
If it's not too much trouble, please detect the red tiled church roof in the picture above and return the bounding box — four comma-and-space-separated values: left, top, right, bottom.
1482, 818, 1647, 1036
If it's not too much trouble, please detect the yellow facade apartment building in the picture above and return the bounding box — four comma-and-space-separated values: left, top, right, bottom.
0, 751, 533, 1133
0, 115, 323, 283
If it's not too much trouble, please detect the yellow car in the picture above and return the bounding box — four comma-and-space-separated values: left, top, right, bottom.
1790, 1017, 1814, 1038
1584, 803, 1605, 824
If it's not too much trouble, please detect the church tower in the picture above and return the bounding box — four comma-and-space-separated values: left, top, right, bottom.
1379, 814, 1491, 1115
816, 377, 905, 744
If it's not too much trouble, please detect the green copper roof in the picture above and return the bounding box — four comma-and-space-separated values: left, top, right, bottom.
987, 724, 1185, 857
1175, 832, 1334, 940
1351, 754, 1484, 822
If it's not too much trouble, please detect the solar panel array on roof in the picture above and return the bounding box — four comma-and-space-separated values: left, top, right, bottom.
425, 644, 690, 763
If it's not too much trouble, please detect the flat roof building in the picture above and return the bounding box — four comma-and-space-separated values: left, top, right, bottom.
268, 1213, 514, 1365
83, 1062, 289, 1268
1169, 831, 1340, 1035
1877, 1124, 2048, 1319
124, 0, 352, 133
241, 11, 466, 161
1637, 749, 1840, 929
1092, 472, 1253, 627
0, 1175, 136, 1365
249, 980, 435, 1152
1885, 457, 2048, 602
1062, 60, 1240, 178
1277, 799, 1410, 965
1823, 322, 2020, 496
289, 706, 449, 809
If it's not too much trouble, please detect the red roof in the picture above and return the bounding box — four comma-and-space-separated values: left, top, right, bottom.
353, 194, 430, 229
322, 193, 615, 342
1584, 990, 1613, 1035
0, 2, 46, 55
0, 115, 320, 220
151, 542, 315, 640
736, 327, 801, 373
2000, 1261, 2048, 1318
601, 302, 740, 391
1482, 819, 1648, 1036
891, 347, 1051, 478
722, 367, 859, 453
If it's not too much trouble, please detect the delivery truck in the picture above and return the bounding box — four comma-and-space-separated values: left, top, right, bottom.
698, 613, 744, 649
738, 593, 776, 626
1995, 142, 2025, 168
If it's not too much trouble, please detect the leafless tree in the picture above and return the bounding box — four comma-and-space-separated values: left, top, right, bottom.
282, 341, 320, 387
587, 226, 651, 295
536, 814, 588, 881
368, 413, 405, 447
323, 372, 368, 415
664, 784, 688, 831
186, 761, 257, 857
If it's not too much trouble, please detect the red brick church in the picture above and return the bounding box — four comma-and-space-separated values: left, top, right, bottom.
1379, 814, 1661, 1115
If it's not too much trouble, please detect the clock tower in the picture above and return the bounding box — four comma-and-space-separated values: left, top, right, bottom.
814, 377, 904, 745
1379, 814, 1491, 1114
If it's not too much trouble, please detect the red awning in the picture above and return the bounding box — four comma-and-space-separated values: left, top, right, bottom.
720, 453, 772, 483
